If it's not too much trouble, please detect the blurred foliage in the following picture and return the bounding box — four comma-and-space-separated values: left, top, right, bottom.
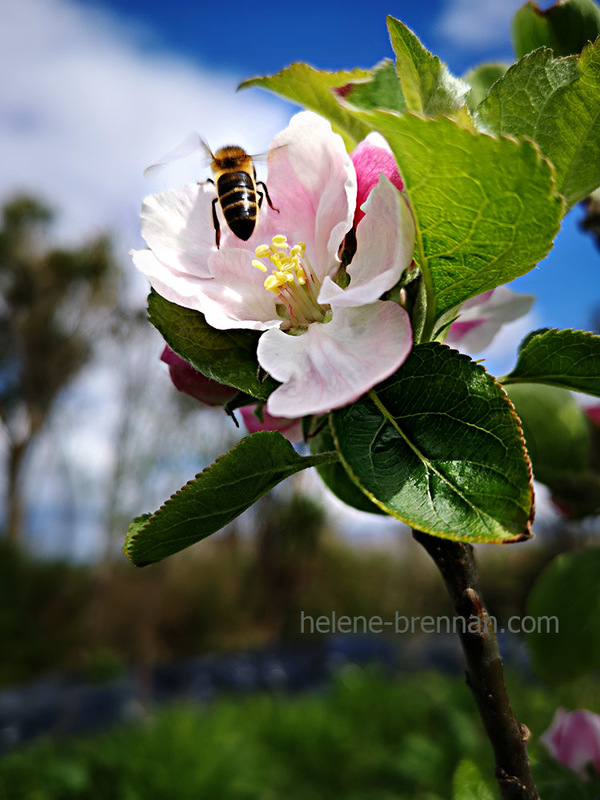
0, 195, 117, 542
0, 668, 599, 799
0, 518, 566, 686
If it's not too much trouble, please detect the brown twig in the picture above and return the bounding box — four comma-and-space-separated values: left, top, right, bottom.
412, 530, 539, 800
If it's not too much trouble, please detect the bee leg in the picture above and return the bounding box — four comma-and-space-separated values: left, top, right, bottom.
211, 196, 221, 249
257, 181, 279, 213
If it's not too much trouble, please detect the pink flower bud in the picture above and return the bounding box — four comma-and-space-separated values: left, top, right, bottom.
351, 137, 404, 227
541, 708, 600, 778
585, 405, 600, 427
240, 405, 303, 444
160, 346, 237, 406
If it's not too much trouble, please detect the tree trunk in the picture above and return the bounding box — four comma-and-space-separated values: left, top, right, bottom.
6, 439, 28, 542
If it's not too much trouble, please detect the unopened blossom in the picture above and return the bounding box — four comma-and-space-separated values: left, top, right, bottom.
240, 405, 303, 444
445, 286, 535, 354
132, 111, 415, 418
161, 346, 237, 406
541, 708, 600, 778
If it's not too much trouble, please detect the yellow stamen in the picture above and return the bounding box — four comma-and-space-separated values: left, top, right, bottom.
254, 244, 271, 258
271, 234, 288, 249
252, 259, 267, 272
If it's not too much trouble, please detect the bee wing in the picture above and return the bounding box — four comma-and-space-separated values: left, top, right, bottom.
251, 144, 287, 164
143, 132, 213, 178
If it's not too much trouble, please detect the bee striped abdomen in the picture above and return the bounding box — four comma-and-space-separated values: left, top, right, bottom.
217, 171, 257, 241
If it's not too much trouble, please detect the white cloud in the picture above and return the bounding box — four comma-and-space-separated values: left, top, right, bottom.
436, 0, 522, 51
0, 0, 292, 252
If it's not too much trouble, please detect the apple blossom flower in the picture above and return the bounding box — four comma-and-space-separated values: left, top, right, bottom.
132, 111, 415, 418
541, 708, 600, 778
445, 285, 535, 354
161, 346, 237, 406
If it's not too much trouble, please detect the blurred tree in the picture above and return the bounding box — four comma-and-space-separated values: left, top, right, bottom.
254, 490, 326, 638
0, 195, 116, 542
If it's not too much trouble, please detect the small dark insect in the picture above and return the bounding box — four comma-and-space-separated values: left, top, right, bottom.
144, 133, 279, 248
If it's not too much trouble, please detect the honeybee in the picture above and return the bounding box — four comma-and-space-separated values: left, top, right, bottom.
144, 134, 278, 248
205, 144, 278, 248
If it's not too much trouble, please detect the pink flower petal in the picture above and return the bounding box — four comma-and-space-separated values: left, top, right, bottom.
541, 708, 600, 779
318, 176, 414, 308
351, 137, 404, 227
265, 112, 356, 280
257, 302, 412, 418
446, 286, 535, 353
240, 405, 304, 444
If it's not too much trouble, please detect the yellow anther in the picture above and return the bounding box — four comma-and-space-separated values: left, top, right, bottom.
271, 234, 288, 248
252, 260, 267, 272
255, 244, 271, 258
264, 275, 281, 293
290, 243, 305, 256
274, 271, 287, 284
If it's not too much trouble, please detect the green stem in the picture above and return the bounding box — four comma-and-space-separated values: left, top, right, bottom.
412, 530, 540, 800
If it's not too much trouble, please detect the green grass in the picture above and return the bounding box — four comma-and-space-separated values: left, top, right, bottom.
1, 668, 599, 800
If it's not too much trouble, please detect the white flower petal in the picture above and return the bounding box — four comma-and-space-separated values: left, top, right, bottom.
446, 286, 535, 353
258, 302, 412, 417
266, 111, 356, 279
200, 248, 281, 330
318, 176, 415, 308
131, 248, 212, 312
140, 183, 217, 276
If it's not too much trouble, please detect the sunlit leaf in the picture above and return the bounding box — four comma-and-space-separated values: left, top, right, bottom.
477, 40, 600, 208
239, 64, 372, 149
354, 112, 563, 330
387, 16, 470, 123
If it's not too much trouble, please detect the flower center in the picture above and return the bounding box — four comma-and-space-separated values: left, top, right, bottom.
252, 235, 329, 330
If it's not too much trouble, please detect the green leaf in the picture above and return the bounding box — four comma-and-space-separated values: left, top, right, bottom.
527, 548, 600, 682
147, 290, 277, 402
124, 432, 338, 566
452, 758, 495, 800
505, 382, 600, 517
336, 60, 406, 114
504, 383, 590, 482
310, 424, 385, 515
354, 111, 563, 329
477, 40, 600, 209
386, 16, 470, 123
501, 328, 600, 396
463, 63, 509, 112
512, 0, 600, 58
239, 64, 372, 149
330, 343, 534, 544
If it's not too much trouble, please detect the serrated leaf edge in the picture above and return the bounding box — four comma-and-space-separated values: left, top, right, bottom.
330, 345, 534, 544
